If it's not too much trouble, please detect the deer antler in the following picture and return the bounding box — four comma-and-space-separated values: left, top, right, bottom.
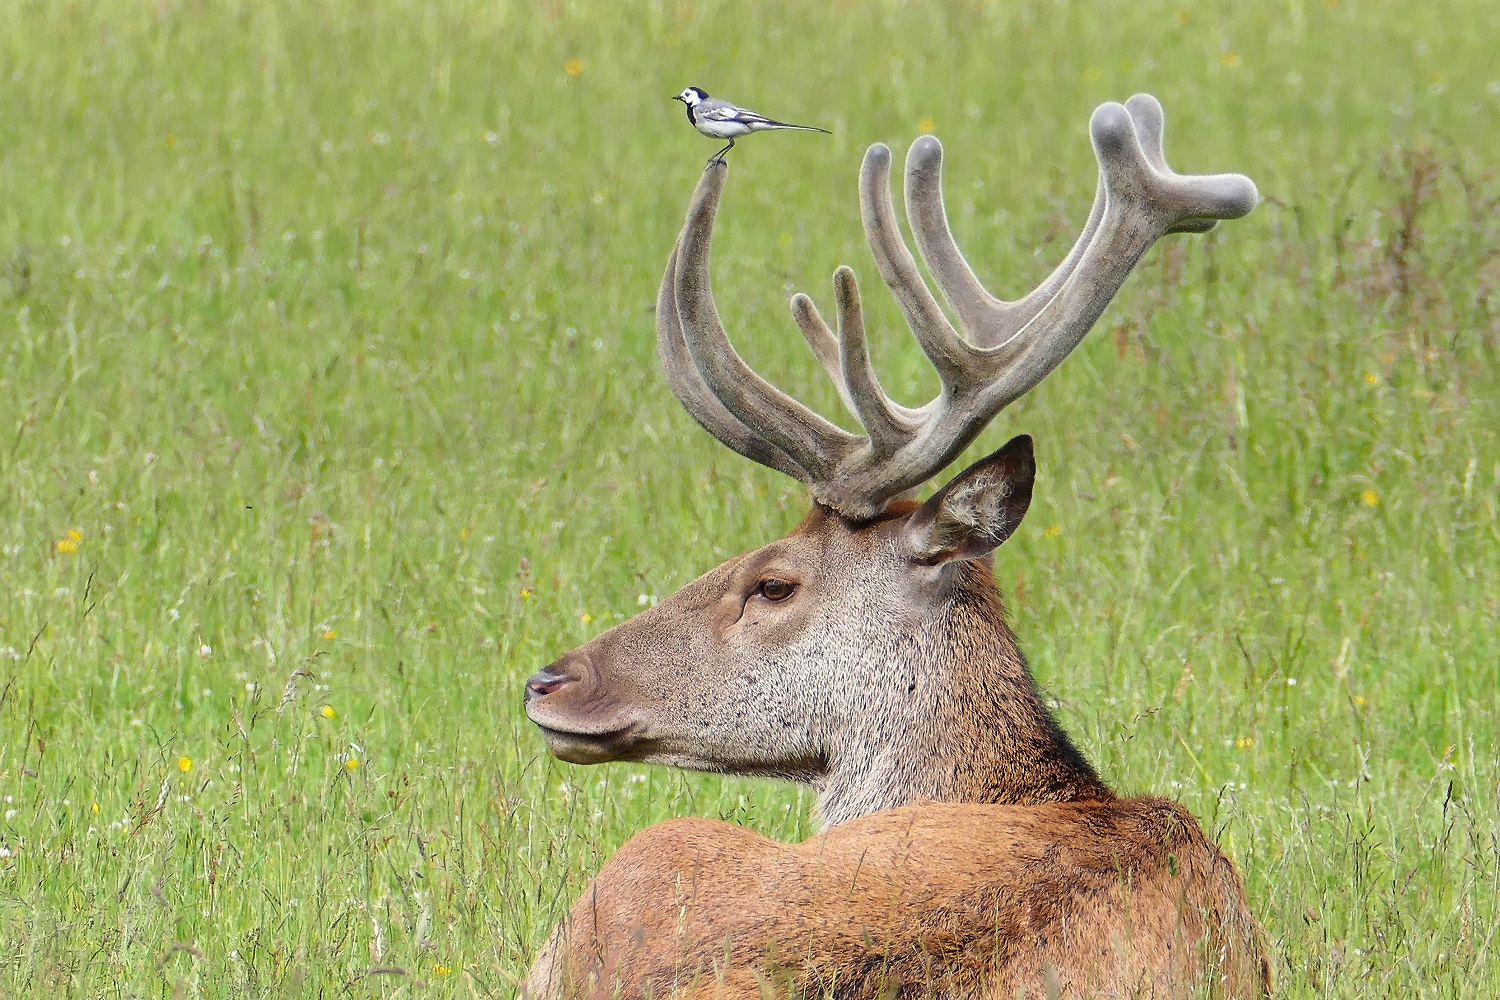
658, 94, 1257, 521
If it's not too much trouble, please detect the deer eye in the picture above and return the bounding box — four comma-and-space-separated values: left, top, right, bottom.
755, 578, 796, 603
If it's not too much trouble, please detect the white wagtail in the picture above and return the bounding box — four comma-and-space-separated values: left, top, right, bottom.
673, 86, 830, 165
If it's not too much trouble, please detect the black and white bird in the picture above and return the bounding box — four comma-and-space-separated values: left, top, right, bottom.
673, 86, 830, 164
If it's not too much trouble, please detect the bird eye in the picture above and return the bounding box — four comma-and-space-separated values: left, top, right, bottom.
756, 578, 795, 603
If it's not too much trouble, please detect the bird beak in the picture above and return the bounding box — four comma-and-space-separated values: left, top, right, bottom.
671, 95, 685, 103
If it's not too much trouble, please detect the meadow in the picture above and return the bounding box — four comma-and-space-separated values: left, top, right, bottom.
0, 0, 1496, 995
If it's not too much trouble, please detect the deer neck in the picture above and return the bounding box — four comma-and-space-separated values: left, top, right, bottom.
814, 563, 1113, 829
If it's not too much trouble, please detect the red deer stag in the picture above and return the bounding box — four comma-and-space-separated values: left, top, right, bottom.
522, 95, 1266, 998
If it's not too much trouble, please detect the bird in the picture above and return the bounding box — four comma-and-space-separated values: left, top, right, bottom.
672, 86, 830, 165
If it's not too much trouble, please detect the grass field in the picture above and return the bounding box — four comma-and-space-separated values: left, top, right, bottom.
1, 0, 1497, 995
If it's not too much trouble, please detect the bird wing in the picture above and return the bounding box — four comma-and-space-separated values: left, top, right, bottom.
697, 104, 776, 126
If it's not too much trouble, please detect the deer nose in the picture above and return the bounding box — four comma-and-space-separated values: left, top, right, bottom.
525, 668, 574, 702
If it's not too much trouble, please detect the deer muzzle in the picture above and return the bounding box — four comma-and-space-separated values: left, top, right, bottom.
523, 652, 642, 764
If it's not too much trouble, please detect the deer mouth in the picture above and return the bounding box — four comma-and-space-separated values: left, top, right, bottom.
530, 718, 641, 764
524, 660, 650, 763
526, 691, 640, 762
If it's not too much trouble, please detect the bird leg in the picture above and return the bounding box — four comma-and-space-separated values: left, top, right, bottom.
707, 138, 736, 167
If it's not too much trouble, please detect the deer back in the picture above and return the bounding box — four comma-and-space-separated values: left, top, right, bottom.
528, 800, 1271, 999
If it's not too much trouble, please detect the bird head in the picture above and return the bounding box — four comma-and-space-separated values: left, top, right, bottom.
674, 87, 708, 106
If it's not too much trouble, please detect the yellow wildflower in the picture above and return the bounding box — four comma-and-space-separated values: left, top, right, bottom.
433, 963, 452, 977
580, 613, 593, 624
57, 529, 83, 554
1360, 489, 1379, 507
563, 58, 584, 77
91, 802, 101, 814
1235, 736, 1255, 750
520, 587, 532, 600
322, 628, 337, 641
177, 757, 193, 773
917, 118, 935, 133
345, 758, 359, 771
1353, 695, 1366, 707
321, 705, 336, 719
1364, 371, 1380, 385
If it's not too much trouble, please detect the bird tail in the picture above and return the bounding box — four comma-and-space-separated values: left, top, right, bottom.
759, 121, 831, 134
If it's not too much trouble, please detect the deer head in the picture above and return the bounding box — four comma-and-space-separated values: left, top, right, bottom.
523, 95, 1257, 828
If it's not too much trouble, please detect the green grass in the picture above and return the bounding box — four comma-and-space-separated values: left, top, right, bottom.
0, 0, 1497, 995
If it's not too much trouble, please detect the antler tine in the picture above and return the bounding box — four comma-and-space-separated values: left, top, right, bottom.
793, 272, 930, 457
672, 161, 859, 480
657, 243, 809, 480
1125, 94, 1220, 235
904, 136, 1109, 350
977, 99, 1258, 408
786, 281, 916, 454
859, 144, 978, 391
830, 266, 919, 458
790, 293, 863, 422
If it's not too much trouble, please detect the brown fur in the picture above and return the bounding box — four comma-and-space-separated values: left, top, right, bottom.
534, 801, 1268, 999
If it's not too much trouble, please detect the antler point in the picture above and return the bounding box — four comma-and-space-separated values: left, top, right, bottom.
833, 266, 859, 300
1218, 174, 1261, 218
1089, 101, 1134, 147
911, 133, 942, 155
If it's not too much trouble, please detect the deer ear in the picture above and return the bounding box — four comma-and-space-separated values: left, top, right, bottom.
901, 435, 1036, 565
